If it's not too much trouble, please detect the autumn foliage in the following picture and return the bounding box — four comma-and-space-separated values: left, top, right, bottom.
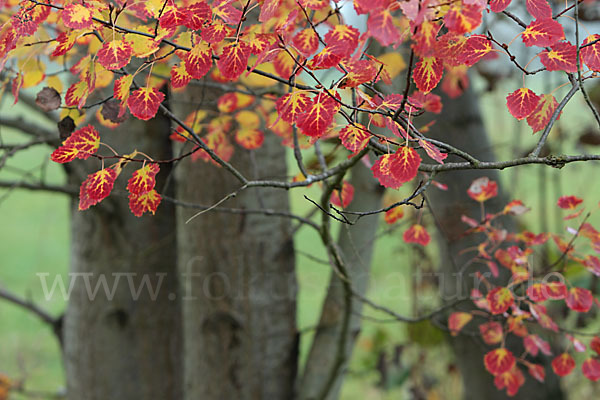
2, 0, 600, 396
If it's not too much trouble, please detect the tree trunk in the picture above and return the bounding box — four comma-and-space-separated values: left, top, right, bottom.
63, 108, 182, 400
425, 85, 563, 400
174, 88, 297, 400
298, 162, 383, 400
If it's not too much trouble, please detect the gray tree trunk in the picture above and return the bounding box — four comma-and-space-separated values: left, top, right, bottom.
298, 162, 383, 400
425, 85, 563, 400
63, 108, 182, 400
174, 88, 297, 400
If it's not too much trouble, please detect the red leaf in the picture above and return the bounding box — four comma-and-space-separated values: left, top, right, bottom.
129, 189, 162, 217
292, 29, 319, 58
581, 34, 600, 71
50, 146, 78, 164
484, 348, 516, 376
526, 94, 559, 133
325, 25, 359, 58
159, 2, 186, 28
127, 87, 165, 121
479, 321, 503, 345
528, 364, 546, 383
506, 88, 541, 120
51, 31, 79, 57
217, 41, 251, 80
547, 281, 567, 300
392, 146, 421, 183
182, 2, 212, 30
487, 287, 514, 315
97, 40, 132, 70
459, 34, 493, 66
372, 154, 403, 189
444, 4, 482, 35
62, 3, 93, 29
307, 47, 343, 70
339, 124, 370, 153
526, 0, 552, 19
557, 195, 583, 209
127, 163, 160, 195
259, 0, 281, 22
582, 358, 600, 382
418, 138, 447, 164
276, 91, 312, 124
330, 182, 354, 208
494, 366, 525, 396
412, 56, 443, 94
590, 337, 600, 355
339, 59, 378, 89
384, 206, 404, 224
170, 63, 192, 89
235, 128, 264, 150
201, 20, 231, 44
367, 8, 400, 46
403, 224, 431, 246
527, 283, 549, 302
521, 19, 565, 47
185, 42, 213, 79
412, 21, 441, 57
489, 0, 511, 13
467, 177, 498, 202
296, 91, 338, 138
566, 287, 593, 313
552, 353, 575, 377
524, 334, 552, 356
79, 168, 117, 210
539, 42, 577, 73
448, 312, 472, 336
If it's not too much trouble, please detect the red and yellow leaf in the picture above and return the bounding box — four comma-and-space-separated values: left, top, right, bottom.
484, 348, 516, 376
185, 41, 213, 79
539, 42, 577, 73
448, 312, 472, 336
418, 138, 447, 164
292, 29, 319, 58
296, 91, 338, 137
526, 94, 559, 133
372, 154, 403, 189
506, 88, 541, 120
51, 30, 80, 57
552, 353, 575, 377
384, 206, 404, 224
79, 168, 117, 210
63, 3, 93, 29
330, 181, 354, 208
129, 189, 162, 217
96, 40, 132, 70
392, 146, 421, 183
494, 366, 525, 396
276, 91, 311, 124
487, 287, 514, 315
521, 18, 565, 47
127, 163, 160, 195
444, 4, 482, 35
403, 224, 431, 246
412, 57, 443, 94
339, 123, 370, 153
127, 87, 165, 121
480, 321, 503, 345
367, 8, 400, 47
467, 176, 498, 202
557, 195, 583, 209
235, 128, 264, 149
217, 41, 251, 80
489, 0, 511, 12
170, 62, 192, 88
459, 34, 493, 66
566, 287, 593, 313
259, 0, 281, 22
50, 146, 78, 164
581, 34, 600, 71
183, 2, 212, 29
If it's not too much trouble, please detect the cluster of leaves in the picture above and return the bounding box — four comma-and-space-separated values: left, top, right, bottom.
1, 0, 597, 219
449, 178, 600, 396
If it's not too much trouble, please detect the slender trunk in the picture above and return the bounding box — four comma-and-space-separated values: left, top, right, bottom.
63, 109, 182, 400
425, 85, 563, 400
175, 88, 297, 399
298, 162, 383, 400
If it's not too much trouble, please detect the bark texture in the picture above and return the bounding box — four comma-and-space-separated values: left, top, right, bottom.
298, 162, 383, 400
63, 109, 181, 400
175, 88, 297, 400
425, 85, 564, 400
